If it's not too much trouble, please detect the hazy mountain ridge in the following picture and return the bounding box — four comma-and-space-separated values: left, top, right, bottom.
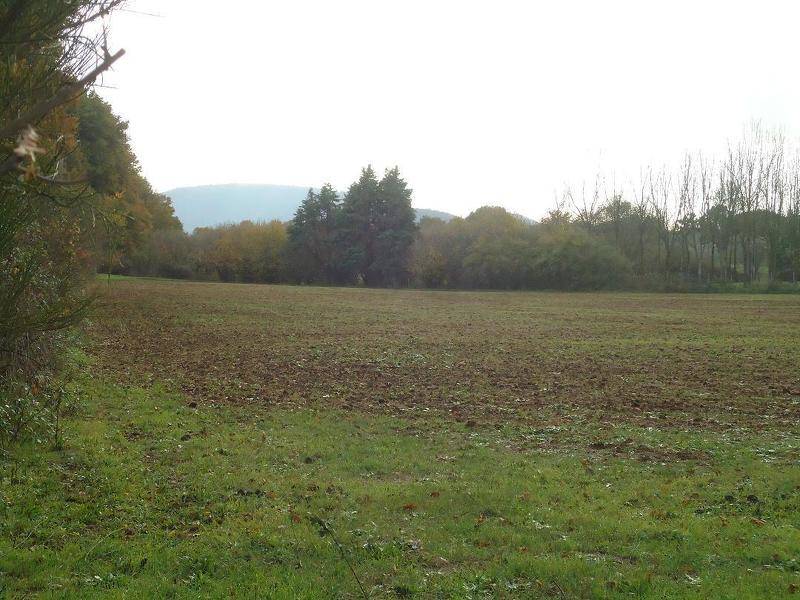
415, 208, 458, 222
165, 184, 458, 232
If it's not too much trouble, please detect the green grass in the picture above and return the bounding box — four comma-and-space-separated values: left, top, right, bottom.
2, 279, 800, 598
3, 376, 799, 598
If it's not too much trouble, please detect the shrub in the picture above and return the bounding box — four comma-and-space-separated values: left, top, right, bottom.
530, 224, 633, 290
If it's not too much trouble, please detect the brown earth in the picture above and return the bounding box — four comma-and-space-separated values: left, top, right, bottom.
88, 278, 800, 431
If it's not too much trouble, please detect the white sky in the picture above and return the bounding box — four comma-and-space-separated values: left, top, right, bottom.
98, 0, 800, 219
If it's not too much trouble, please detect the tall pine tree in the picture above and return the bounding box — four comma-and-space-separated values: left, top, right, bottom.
373, 167, 417, 286
338, 165, 416, 286
287, 184, 340, 283
338, 166, 381, 284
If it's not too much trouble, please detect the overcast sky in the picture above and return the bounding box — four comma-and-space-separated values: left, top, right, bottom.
99, 0, 800, 218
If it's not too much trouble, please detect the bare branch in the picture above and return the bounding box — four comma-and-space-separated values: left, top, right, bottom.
0, 48, 125, 144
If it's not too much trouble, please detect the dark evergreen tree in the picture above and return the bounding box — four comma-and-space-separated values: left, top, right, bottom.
287, 184, 340, 283
316, 183, 344, 282
373, 167, 417, 286
288, 189, 322, 282
338, 166, 381, 284
337, 166, 417, 286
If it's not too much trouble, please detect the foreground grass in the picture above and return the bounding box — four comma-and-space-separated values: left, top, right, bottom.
2, 372, 799, 598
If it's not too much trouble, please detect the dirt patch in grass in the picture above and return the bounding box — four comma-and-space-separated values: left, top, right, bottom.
588, 440, 711, 463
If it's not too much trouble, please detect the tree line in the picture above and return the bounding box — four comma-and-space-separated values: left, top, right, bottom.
124, 127, 800, 292
554, 129, 800, 289
126, 166, 418, 287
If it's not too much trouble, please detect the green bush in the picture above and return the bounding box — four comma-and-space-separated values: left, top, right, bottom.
530, 225, 633, 290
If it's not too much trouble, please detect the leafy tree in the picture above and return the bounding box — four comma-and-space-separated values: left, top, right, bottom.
0, 0, 126, 446
131, 229, 193, 279
198, 220, 288, 283
411, 217, 451, 287
76, 93, 181, 274
530, 222, 633, 289
460, 208, 535, 288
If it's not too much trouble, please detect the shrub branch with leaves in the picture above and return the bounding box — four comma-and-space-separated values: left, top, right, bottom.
0, 0, 125, 448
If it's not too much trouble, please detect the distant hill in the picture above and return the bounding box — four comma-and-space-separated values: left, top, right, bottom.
165, 184, 458, 232
512, 213, 536, 225
165, 184, 311, 232
416, 208, 457, 222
